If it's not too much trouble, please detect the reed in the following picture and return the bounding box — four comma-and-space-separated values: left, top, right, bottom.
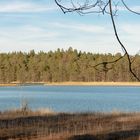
0, 111, 140, 140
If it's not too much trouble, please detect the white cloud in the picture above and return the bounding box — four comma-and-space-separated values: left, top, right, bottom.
0, 2, 57, 13
52, 22, 106, 34
125, 5, 140, 12
118, 5, 140, 12
0, 25, 60, 42
1, 1, 139, 14
0, 22, 139, 54
115, 24, 140, 54
121, 24, 140, 35
0, 24, 126, 54
131, 6, 140, 12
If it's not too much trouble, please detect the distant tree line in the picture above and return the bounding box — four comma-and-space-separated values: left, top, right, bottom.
0, 47, 139, 83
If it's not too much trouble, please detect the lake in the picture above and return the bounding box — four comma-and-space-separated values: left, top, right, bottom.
0, 85, 140, 112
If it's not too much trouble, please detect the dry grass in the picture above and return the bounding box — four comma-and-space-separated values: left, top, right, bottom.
0, 83, 18, 87
0, 82, 140, 87
1, 112, 140, 140
44, 82, 140, 86
0, 108, 54, 120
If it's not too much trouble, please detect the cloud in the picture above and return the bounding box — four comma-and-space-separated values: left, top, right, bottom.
0, 22, 124, 54
0, 2, 57, 13
121, 24, 140, 36
0, 25, 60, 42
131, 6, 140, 12
118, 5, 140, 12
52, 22, 106, 34
115, 23, 140, 54
0, 20, 139, 54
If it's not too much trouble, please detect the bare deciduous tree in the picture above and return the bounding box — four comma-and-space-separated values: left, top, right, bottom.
55, 0, 140, 81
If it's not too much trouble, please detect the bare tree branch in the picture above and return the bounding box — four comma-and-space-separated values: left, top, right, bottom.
92, 53, 126, 68
55, 0, 108, 14
121, 0, 140, 15
55, 0, 140, 81
109, 0, 140, 81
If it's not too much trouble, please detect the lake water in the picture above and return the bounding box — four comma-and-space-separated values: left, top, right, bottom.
0, 85, 140, 112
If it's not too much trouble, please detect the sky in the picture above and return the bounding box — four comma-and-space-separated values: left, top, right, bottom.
0, 0, 140, 54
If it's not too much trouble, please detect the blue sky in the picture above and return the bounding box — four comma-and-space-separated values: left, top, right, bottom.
0, 0, 139, 54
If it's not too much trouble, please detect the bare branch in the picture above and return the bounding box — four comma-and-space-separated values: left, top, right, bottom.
55, 0, 109, 15
121, 0, 140, 15
55, 0, 140, 81
109, 0, 140, 81
92, 53, 126, 68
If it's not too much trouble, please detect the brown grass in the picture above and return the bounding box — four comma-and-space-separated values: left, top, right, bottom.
44, 82, 140, 86
0, 83, 18, 87
1, 111, 140, 140
0, 82, 140, 87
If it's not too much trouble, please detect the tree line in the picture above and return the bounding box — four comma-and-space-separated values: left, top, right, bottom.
0, 47, 139, 83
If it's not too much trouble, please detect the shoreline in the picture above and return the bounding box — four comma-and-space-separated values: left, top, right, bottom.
0, 82, 140, 87
0, 83, 18, 87
45, 82, 140, 86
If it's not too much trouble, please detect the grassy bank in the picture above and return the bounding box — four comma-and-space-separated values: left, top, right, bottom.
0, 82, 140, 87
45, 82, 140, 86
0, 83, 18, 87
1, 110, 140, 140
